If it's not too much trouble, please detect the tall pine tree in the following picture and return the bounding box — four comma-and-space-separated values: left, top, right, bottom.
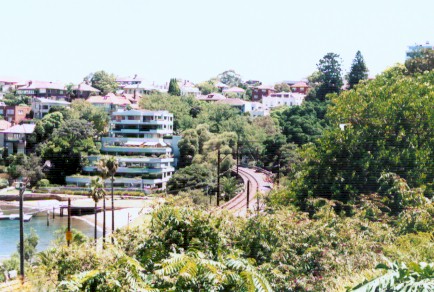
168, 78, 181, 96
347, 51, 368, 89
315, 53, 343, 102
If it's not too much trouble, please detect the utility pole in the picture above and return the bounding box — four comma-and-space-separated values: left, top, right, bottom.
276, 160, 281, 187
236, 141, 239, 175
18, 181, 25, 283
103, 194, 106, 246
246, 180, 250, 213
217, 148, 221, 207
111, 174, 115, 244
256, 186, 260, 215
67, 198, 71, 247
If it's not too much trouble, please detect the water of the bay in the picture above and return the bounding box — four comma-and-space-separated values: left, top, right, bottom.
0, 205, 101, 261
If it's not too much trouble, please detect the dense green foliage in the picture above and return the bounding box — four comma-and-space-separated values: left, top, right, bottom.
39, 119, 99, 184
6, 153, 45, 186
217, 70, 242, 87
18, 196, 434, 291
271, 100, 328, 146
273, 66, 434, 208
168, 78, 181, 96
347, 50, 368, 89
1, 93, 30, 106
314, 52, 343, 102
405, 48, 434, 74
88, 70, 118, 95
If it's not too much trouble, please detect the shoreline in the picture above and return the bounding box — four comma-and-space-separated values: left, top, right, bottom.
0, 197, 154, 233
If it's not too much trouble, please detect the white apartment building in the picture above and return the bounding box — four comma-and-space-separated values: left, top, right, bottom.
262, 92, 305, 109
66, 109, 177, 191
31, 98, 71, 119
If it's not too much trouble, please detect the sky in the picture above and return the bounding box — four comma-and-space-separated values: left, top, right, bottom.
1, 0, 433, 85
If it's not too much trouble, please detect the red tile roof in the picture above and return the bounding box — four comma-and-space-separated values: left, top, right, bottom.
86, 93, 131, 105
18, 80, 65, 90
291, 82, 309, 88
72, 82, 100, 92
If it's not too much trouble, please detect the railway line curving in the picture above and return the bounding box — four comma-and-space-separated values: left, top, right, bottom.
219, 166, 272, 216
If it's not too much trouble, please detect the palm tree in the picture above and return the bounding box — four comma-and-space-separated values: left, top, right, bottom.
89, 177, 106, 242
97, 156, 118, 243
97, 156, 109, 244
105, 156, 118, 235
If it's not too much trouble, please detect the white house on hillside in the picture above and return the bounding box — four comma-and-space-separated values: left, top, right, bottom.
262, 92, 305, 109
31, 98, 71, 119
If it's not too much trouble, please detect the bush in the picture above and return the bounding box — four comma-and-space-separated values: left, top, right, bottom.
395, 204, 434, 234
0, 178, 8, 189
37, 179, 50, 188
384, 232, 434, 263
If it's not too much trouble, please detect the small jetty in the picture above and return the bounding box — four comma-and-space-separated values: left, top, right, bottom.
0, 214, 33, 222
59, 206, 102, 216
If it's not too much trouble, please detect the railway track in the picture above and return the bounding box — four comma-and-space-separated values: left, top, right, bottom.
219, 167, 270, 216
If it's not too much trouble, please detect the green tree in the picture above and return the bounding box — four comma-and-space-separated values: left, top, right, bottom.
17, 228, 39, 262
168, 78, 181, 96
272, 100, 328, 146
167, 164, 214, 194
139, 93, 199, 133
178, 129, 199, 168
217, 70, 242, 87
315, 52, 343, 101
29, 111, 65, 145
405, 48, 434, 74
285, 66, 434, 206
221, 176, 240, 201
39, 119, 98, 184
274, 82, 291, 92
7, 154, 45, 187
2, 93, 30, 106
197, 80, 218, 95
262, 135, 301, 177
89, 70, 118, 95
98, 156, 118, 236
70, 99, 110, 136
89, 177, 106, 241
347, 50, 369, 89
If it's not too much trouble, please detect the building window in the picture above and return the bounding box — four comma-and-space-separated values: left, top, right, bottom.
18, 110, 23, 115
6, 109, 14, 115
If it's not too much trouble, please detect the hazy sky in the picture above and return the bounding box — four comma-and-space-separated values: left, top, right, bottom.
1, 0, 433, 85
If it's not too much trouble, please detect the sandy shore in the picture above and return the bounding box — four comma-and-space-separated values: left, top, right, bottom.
0, 197, 159, 230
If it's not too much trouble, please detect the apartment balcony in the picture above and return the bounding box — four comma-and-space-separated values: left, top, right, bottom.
65, 175, 169, 187
82, 166, 174, 174
87, 155, 174, 164
111, 128, 171, 135
112, 119, 172, 125
101, 146, 170, 154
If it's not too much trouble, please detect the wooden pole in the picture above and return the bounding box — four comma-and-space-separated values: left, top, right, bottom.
111, 175, 115, 244
19, 183, 25, 282
236, 142, 239, 175
94, 202, 97, 242
246, 180, 250, 213
67, 198, 71, 247
103, 196, 106, 246
217, 148, 221, 207
256, 187, 260, 215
